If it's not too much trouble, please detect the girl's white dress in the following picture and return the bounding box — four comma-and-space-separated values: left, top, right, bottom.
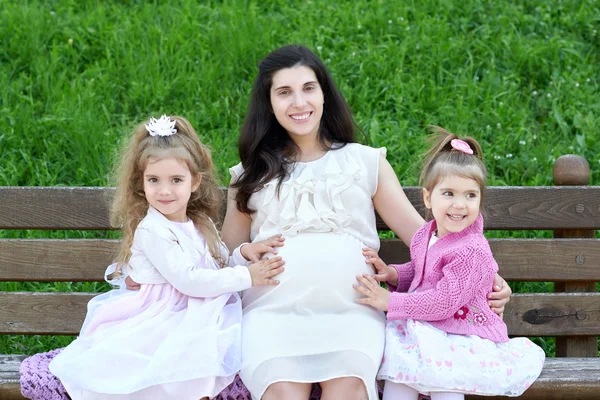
230, 143, 386, 400
378, 236, 545, 396
49, 207, 252, 400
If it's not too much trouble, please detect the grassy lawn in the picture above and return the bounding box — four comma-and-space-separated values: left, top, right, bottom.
1, 0, 599, 355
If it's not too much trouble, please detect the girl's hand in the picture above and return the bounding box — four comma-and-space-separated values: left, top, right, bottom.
488, 273, 512, 318
248, 256, 285, 286
363, 248, 398, 285
241, 234, 285, 263
125, 276, 141, 291
354, 274, 390, 312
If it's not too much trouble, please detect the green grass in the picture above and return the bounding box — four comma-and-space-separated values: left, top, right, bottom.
1, 0, 599, 355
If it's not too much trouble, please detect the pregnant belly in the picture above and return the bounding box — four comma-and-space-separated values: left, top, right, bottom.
242, 232, 376, 315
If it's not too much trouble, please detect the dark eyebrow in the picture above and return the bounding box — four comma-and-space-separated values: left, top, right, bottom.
272, 81, 319, 91
438, 187, 480, 193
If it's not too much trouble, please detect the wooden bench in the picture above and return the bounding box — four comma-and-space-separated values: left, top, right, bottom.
0, 155, 598, 399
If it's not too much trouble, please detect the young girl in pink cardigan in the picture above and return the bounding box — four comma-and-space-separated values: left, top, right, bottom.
354, 127, 545, 400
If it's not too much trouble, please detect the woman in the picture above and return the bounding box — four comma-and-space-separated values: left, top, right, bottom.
222, 45, 511, 400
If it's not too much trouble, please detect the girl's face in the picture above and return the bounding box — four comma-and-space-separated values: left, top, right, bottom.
270, 65, 324, 142
143, 156, 200, 222
422, 175, 481, 238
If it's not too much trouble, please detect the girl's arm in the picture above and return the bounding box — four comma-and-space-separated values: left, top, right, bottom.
221, 185, 252, 253
373, 156, 425, 246
136, 227, 252, 297
387, 261, 415, 293
386, 246, 487, 321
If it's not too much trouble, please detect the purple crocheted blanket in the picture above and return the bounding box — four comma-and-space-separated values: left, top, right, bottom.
20, 348, 429, 399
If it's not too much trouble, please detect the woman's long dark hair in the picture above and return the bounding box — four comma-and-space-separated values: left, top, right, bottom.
232, 45, 357, 214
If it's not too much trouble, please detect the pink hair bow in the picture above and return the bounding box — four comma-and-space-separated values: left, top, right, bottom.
450, 139, 473, 155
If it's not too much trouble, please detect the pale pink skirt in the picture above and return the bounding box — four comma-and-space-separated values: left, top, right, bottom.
49, 283, 242, 399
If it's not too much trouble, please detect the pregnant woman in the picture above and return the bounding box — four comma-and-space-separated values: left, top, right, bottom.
222, 45, 511, 400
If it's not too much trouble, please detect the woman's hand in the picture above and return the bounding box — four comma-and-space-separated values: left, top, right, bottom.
488, 274, 512, 318
241, 234, 285, 263
354, 274, 390, 312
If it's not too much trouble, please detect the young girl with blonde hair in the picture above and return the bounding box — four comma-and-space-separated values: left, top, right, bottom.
355, 127, 545, 399
48, 115, 285, 400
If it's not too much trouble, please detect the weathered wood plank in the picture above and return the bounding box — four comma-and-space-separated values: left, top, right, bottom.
553, 221, 598, 357
505, 293, 600, 337
466, 358, 600, 399
2, 238, 600, 282
378, 185, 600, 231
0, 355, 26, 400
0, 354, 24, 383
0, 239, 117, 282
0, 187, 115, 230
382, 238, 600, 281
1, 292, 599, 336
0, 292, 93, 335
2, 186, 600, 230
0, 383, 24, 400
1, 355, 599, 399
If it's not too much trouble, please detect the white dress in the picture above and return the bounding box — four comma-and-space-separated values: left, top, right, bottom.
230, 143, 387, 400
49, 207, 252, 400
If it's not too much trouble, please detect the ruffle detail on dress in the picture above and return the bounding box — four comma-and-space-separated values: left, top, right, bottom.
262, 149, 363, 236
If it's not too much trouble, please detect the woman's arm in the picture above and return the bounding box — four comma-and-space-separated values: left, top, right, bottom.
221, 186, 253, 252
489, 275, 511, 316
373, 156, 425, 246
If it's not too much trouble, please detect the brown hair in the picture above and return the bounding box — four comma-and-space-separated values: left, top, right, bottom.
232, 45, 357, 214
110, 116, 225, 269
420, 125, 487, 204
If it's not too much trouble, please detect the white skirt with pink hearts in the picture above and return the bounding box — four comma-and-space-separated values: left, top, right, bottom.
377, 319, 545, 396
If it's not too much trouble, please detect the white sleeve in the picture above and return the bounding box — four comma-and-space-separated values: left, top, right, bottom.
229, 162, 244, 184
104, 263, 127, 290
228, 243, 251, 267
135, 227, 252, 297
368, 146, 387, 196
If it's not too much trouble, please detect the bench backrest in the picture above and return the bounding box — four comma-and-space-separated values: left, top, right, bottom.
1, 156, 599, 357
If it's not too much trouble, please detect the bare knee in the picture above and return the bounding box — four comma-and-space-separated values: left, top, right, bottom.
262, 381, 312, 400
320, 377, 367, 400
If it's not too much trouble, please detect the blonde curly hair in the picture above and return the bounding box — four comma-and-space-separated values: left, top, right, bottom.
110, 116, 225, 270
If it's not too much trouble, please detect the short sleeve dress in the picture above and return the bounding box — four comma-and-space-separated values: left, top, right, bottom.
230, 143, 387, 400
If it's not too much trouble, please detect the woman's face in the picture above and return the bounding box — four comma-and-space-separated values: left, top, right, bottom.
270, 65, 324, 142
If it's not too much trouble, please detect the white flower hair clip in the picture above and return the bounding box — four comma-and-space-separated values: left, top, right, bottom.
145, 115, 177, 137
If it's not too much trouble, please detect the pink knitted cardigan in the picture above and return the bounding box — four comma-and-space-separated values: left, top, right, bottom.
387, 214, 509, 343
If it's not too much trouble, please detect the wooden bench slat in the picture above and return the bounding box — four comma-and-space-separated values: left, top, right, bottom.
0, 187, 115, 230
0, 292, 93, 335
380, 238, 600, 281
2, 238, 600, 282
0, 355, 26, 400
1, 355, 599, 400
2, 186, 600, 230
0, 239, 117, 282
506, 293, 600, 337
465, 358, 600, 399
1, 292, 599, 336
0, 383, 24, 400
0, 355, 24, 381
